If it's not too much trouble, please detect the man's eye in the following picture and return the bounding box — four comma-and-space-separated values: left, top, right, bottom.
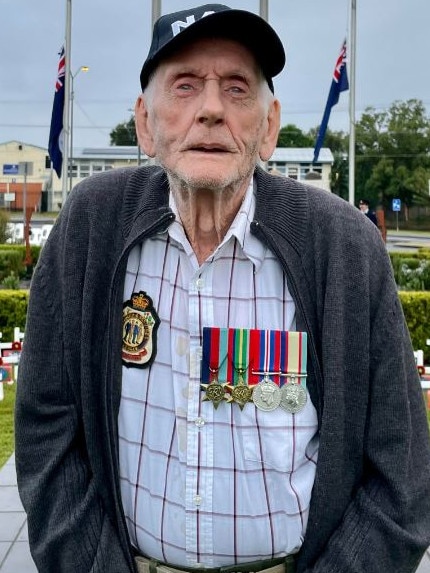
225, 84, 248, 96
177, 83, 193, 91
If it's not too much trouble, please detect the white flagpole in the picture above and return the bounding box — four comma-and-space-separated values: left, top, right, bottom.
259, 0, 269, 21
348, 0, 357, 206
62, 0, 72, 207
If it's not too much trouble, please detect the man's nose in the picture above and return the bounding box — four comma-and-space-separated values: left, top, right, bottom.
196, 80, 225, 126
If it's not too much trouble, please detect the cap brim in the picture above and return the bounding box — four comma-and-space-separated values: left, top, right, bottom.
140, 9, 286, 91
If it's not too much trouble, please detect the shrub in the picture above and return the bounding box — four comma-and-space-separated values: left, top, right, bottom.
0, 244, 41, 280
0, 249, 25, 282
0, 210, 11, 244
389, 252, 430, 291
1, 271, 20, 290
399, 291, 430, 363
0, 290, 29, 340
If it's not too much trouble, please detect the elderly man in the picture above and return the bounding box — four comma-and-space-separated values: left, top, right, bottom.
15, 4, 430, 573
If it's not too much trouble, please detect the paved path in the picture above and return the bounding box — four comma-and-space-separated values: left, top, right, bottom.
1, 453, 430, 572
0, 455, 36, 572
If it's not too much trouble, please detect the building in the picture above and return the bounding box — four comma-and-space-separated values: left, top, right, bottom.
0, 141, 334, 212
267, 148, 334, 190
0, 141, 51, 212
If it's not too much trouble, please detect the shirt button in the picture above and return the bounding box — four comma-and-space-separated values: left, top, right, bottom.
195, 277, 204, 290
194, 495, 202, 506
195, 417, 205, 428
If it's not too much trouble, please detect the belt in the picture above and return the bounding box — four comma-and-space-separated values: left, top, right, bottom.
133, 553, 297, 573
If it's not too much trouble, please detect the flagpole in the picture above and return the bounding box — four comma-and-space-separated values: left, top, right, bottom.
348, 0, 357, 206
62, 0, 72, 207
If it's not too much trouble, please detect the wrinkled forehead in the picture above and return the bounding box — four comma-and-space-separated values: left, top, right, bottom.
151, 37, 264, 82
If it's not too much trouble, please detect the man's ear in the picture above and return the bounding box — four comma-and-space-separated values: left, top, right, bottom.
135, 94, 156, 158
259, 98, 281, 162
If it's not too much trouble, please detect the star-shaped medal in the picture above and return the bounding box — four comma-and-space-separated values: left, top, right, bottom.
200, 378, 231, 409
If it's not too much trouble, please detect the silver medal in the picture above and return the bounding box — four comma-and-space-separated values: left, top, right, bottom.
280, 378, 307, 414
253, 376, 281, 412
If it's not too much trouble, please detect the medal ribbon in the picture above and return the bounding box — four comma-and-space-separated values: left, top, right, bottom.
202, 328, 308, 387
218, 328, 229, 382
232, 328, 249, 385
280, 331, 307, 388
202, 327, 217, 382
256, 329, 281, 385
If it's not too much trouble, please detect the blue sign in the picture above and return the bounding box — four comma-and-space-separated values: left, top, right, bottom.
2, 164, 19, 175
392, 198, 401, 212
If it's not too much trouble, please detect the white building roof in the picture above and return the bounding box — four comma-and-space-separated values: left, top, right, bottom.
74, 146, 142, 161
269, 147, 334, 163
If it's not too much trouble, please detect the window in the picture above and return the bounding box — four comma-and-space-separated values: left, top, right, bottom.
79, 161, 90, 178
300, 163, 322, 180
287, 167, 298, 180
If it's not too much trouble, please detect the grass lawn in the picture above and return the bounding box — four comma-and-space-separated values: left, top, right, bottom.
0, 382, 15, 468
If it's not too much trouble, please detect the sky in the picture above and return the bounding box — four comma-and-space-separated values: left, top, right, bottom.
1, 0, 429, 151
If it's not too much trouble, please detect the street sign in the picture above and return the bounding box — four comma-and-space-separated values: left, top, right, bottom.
2, 164, 19, 175
392, 198, 401, 212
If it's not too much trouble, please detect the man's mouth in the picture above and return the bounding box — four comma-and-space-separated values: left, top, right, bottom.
189, 146, 228, 153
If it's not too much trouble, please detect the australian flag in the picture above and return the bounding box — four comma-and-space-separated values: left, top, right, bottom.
313, 40, 349, 163
48, 46, 66, 178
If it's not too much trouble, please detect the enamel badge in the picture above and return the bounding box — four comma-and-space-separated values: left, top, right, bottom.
122, 291, 160, 368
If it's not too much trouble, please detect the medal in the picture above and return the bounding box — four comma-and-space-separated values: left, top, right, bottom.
200, 327, 309, 413
230, 367, 253, 410
252, 375, 281, 411
251, 330, 282, 411
228, 329, 253, 410
201, 376, 230, 409
201, 328, 230, 408
278, 331, 308, 414
122, 291, 160, 368
279, 374, 307, 414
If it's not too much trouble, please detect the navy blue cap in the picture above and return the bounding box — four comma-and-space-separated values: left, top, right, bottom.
140, 4, 286, 93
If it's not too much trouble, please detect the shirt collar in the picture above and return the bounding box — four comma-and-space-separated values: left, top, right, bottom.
168, 177, 267, 271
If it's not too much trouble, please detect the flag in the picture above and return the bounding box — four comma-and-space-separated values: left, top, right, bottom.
48, 46, 66, 178
313, 40, 349, 163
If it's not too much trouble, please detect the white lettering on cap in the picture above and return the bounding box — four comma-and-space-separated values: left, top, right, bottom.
171, 11, 215, 37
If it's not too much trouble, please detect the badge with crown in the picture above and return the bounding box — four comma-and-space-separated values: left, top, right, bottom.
122, 291, 160, 368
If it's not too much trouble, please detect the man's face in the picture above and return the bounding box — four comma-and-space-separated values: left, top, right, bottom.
359, 202, 368, 213
135, 37, 280, 191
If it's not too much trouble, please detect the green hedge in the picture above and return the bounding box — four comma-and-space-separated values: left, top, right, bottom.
0, 290, 29, 341
399, 291, 430, 362
0, 244, 41, 281
390, 250, 430, 291
0, 250, 24, 282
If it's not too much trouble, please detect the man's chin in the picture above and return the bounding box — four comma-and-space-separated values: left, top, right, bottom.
167, 168, 240, 192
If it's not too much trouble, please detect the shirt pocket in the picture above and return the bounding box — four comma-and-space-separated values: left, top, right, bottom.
236, 394, 318, 473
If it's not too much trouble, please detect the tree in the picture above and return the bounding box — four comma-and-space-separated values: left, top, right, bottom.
277, 124, 313, 148
0, 210, 11, 243
355, 100, 430, 210
307, 127, 349, 198
110, 116, 137, 146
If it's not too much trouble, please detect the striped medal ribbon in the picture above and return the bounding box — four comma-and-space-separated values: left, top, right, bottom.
279, 331, 308, 413
200, 327, 230, 408
251, 329, 282, 411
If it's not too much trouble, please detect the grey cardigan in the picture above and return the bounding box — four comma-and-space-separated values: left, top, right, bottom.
15, 166, 430, 572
